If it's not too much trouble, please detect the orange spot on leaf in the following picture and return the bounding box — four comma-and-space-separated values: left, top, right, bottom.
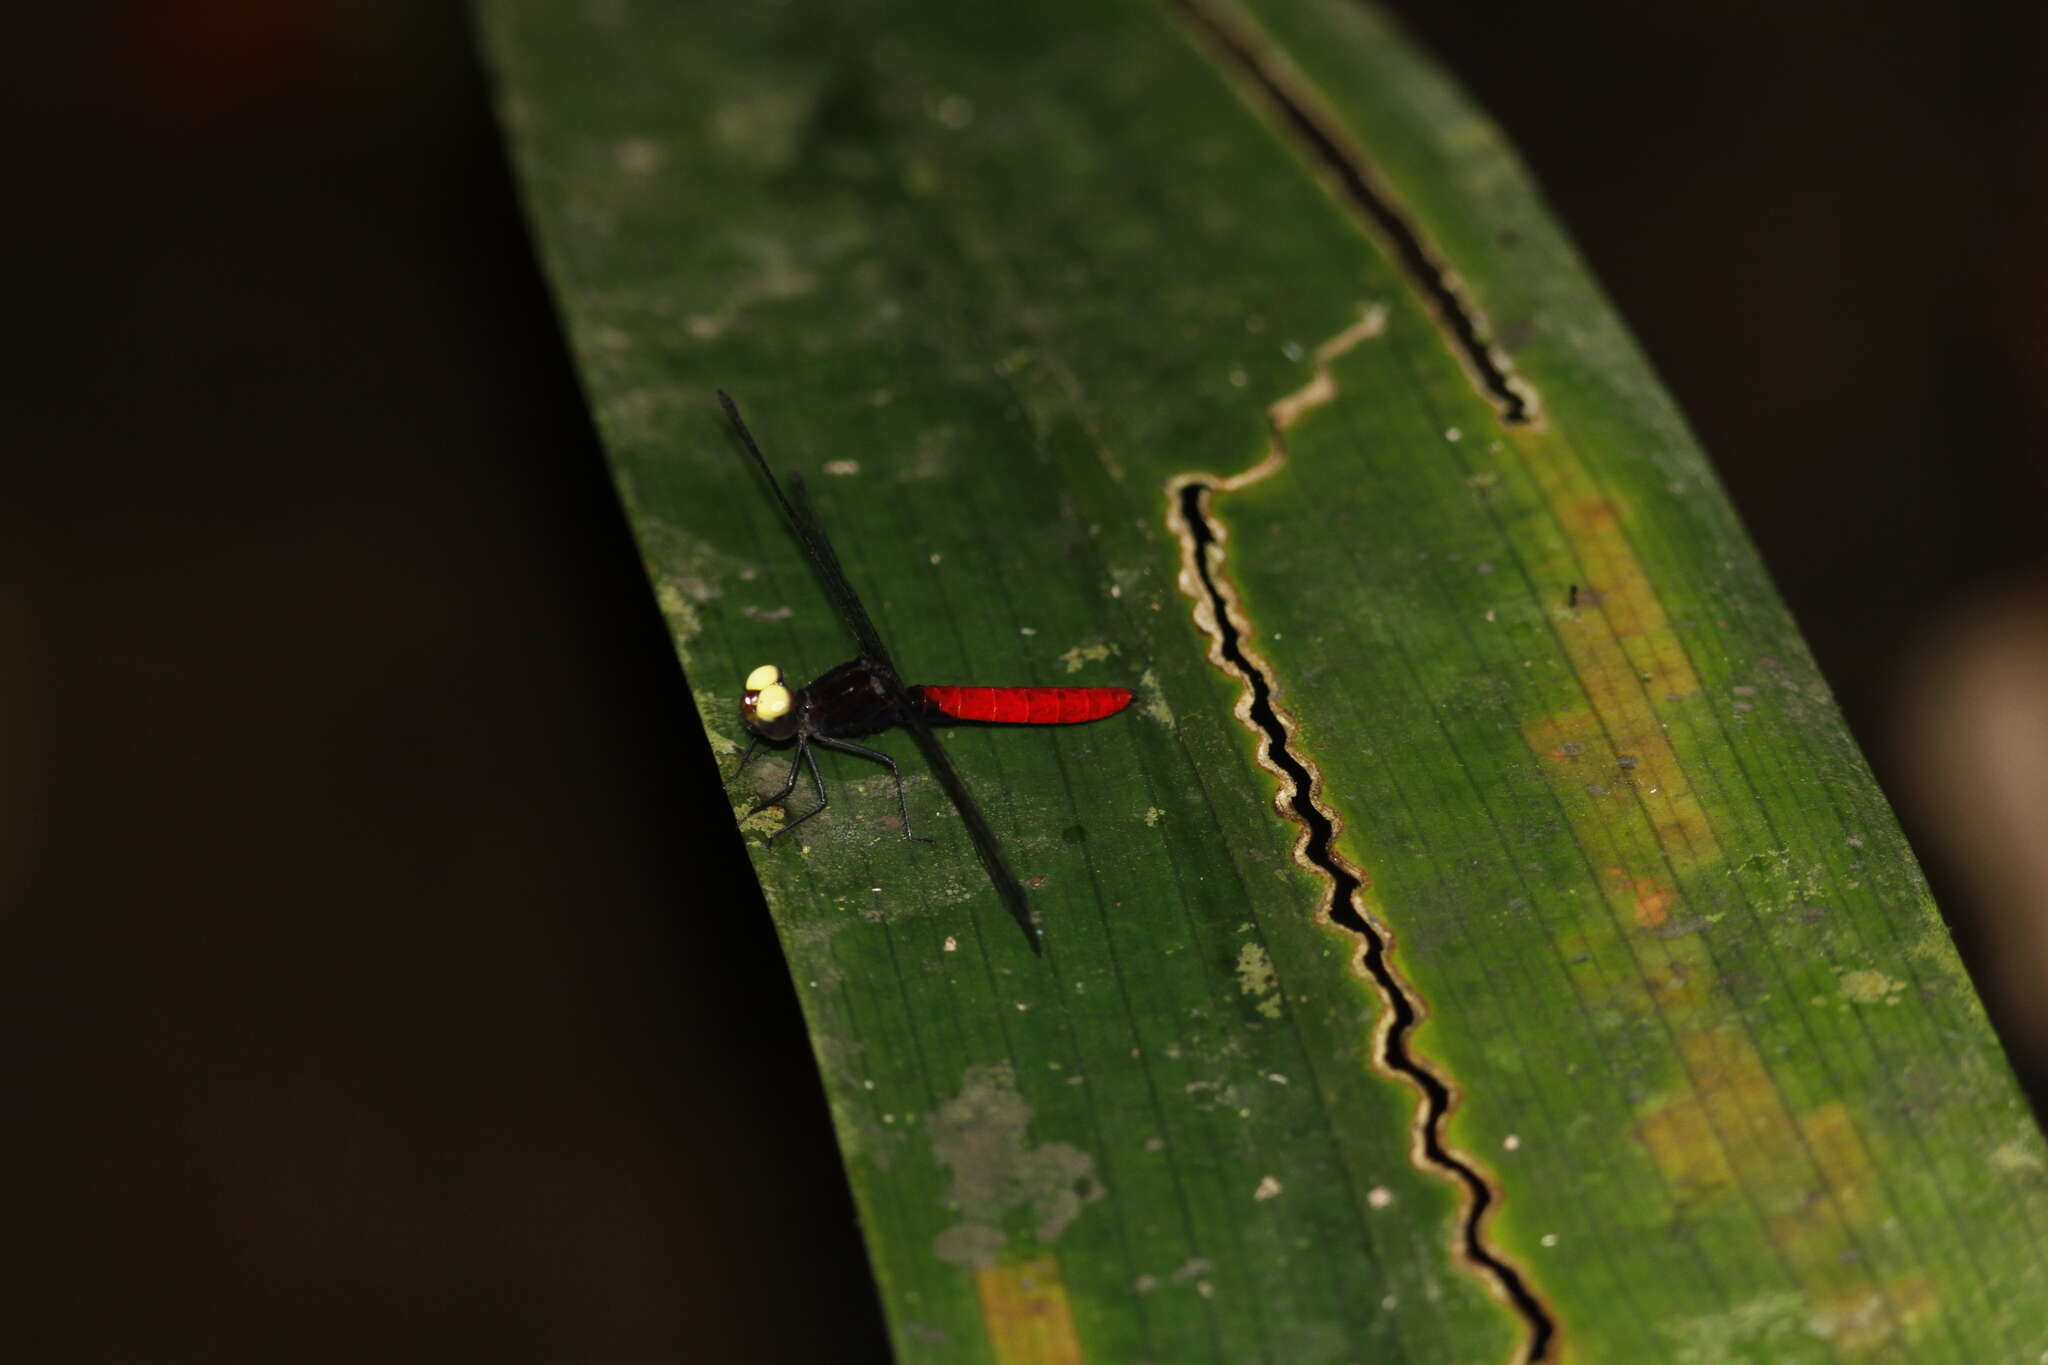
1562, 497, 1619, 533
1600, 866, 1673, 928
977, 1257, 1083, 1365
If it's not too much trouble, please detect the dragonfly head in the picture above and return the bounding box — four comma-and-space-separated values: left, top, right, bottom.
740, 663, 800, 740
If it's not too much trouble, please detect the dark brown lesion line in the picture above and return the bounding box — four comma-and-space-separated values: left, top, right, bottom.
1163, 3, 1554, 1355
1167, 0, 1538, 426
1170, 477, 1556, 1363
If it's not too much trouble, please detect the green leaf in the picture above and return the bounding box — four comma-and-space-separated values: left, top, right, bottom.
477, 0, 2048, 1359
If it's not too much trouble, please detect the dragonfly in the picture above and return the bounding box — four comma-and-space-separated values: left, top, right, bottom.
720, 391, 1132, 953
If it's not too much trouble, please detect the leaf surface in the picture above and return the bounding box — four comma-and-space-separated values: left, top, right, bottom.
478, 1, 2048, 1359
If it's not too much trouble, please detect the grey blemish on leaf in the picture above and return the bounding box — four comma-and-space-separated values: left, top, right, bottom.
931, 1223, 1006, 1269
926, 1063, 1104, 1269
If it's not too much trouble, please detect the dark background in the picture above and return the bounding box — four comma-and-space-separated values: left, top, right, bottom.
6, 2, 2043, 1359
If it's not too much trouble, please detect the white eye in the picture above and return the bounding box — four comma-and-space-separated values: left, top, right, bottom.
745, 663, 782, 691
754, 682, 793, 721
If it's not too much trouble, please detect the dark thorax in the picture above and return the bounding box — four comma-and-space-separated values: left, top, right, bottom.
797, 657, 911, 739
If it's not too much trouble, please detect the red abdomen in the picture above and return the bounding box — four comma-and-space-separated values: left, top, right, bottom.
917, 685, 1133, 725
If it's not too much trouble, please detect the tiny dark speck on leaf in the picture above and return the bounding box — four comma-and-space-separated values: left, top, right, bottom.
1061, 823, 1088, 844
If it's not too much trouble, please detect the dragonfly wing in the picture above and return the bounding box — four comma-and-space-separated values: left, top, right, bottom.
719, 392, 897, 671
784, 471, 896, 669
901, 710, 1040, 954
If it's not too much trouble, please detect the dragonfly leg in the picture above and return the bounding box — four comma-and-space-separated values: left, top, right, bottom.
772, 742, 831, 840
731, 734, 764, 778
816, 736, 934, 843
747, 742, 805, 828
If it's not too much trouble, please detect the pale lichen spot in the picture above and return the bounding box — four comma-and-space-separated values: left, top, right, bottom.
1139, 668, 1176, 726
690, 687, 744, 755
1234, 943, 1283, 1019
1837, 968, 1905, 1006
1806, 1276, 1936, 1353
1660, 1290, 1807, 1364
1143, 807, 1164, 827
1057, 640, 1115, 674
901, 158, 942, 198
930, 92, 974, 128
1992, 1139, 2047, 1175
943, 935, 958, 953
735, 799, 787, 838
710, 89, 810, 165
1253, 1175, 1283, 1200
614, 136, 663, 174
823, 459, 861, 477
653, 580, 702, 650
1366, 1186, 1394, 1209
